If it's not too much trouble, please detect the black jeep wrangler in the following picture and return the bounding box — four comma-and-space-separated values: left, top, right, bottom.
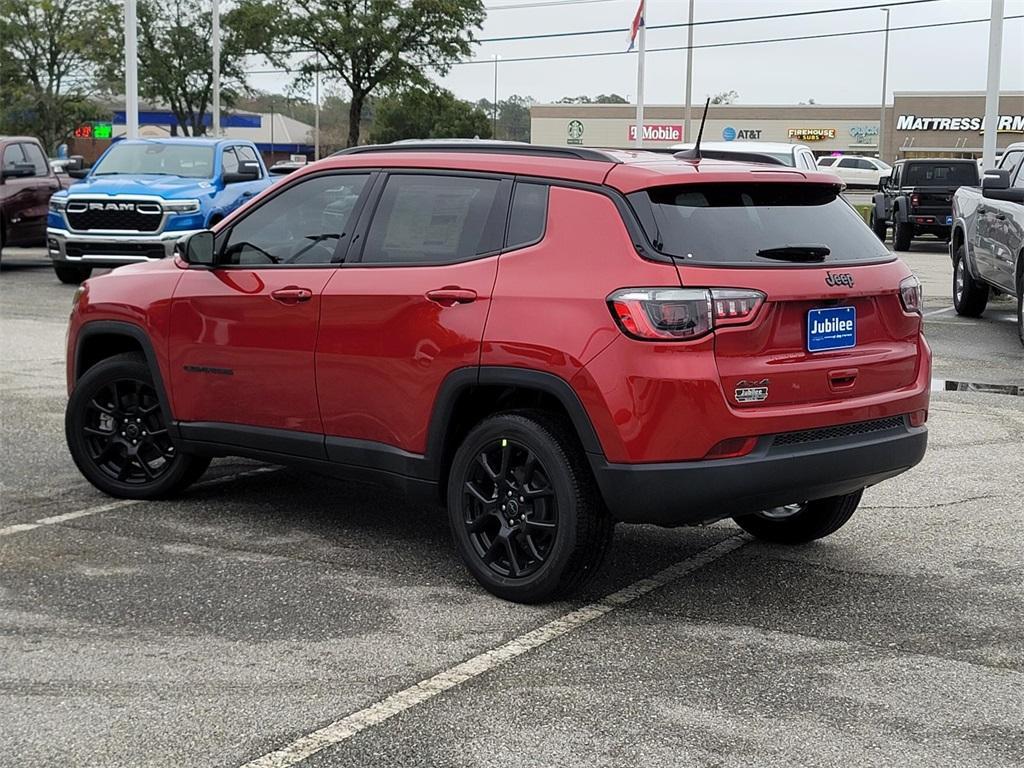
870, 158, 979, 251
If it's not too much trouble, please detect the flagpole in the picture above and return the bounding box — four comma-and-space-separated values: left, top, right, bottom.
634, 2, 646, 148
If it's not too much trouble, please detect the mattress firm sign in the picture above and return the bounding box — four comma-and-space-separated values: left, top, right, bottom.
627, 124, 683, 142
896, 114, 1024, 132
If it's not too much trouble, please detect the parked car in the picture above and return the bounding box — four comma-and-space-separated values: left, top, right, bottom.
669, 141, 818, 170
817, 155, 891, 189
64, 142, 930, 603
870, 158, 979, 251
950, 142, 1024, 345
46, 137, 275, 284
1, 136, 62, 256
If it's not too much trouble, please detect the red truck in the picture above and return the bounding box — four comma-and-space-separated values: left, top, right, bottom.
0, 136, 61, 254
64, 142, 931, 602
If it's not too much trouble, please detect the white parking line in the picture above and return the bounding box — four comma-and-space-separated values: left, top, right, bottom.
923, 306, 954, 317
238, 533, 750, 768
0, 466, 279, 538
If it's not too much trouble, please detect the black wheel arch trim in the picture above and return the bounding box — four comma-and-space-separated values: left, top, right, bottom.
424, 366, 604, 481
74, 320, 177, 437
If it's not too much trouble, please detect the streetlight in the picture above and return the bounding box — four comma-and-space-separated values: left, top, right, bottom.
212, 0, 220, 137
878, 7, 890, 161
492, 55, 500, 140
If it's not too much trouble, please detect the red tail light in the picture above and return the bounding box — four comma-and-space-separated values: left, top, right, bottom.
909, 409, 928, 427
910, 193, 920, 208
608, 288, 765, 341
898, 275, 923, 314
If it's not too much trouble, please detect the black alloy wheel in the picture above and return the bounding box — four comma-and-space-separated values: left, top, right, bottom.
447, 412, 613, 603
66, 353, 209, 498
81, 377, 175, 485
462, 437, 558, 580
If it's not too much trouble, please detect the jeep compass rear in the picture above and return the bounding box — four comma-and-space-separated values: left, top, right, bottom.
64, 143, 929, 603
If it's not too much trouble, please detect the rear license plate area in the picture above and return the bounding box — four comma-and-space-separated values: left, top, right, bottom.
807, 306, 856, 352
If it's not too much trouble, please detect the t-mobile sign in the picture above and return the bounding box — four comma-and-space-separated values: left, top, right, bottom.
628, 124, 684, 142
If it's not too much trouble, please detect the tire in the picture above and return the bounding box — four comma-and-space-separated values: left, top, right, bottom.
733, 490, 863, 544
893, 219, 912, 251
870, 210, 887, 241
952, 244, 988, 317
446, 411, 614, 603
66, 352, 210, 499
54, 264, 93, 284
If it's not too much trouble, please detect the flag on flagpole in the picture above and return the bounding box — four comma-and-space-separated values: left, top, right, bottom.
627, 0, 645, 52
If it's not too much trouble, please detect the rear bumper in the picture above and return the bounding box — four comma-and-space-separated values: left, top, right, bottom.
47, 227, 199, 266
589, 417, 927, 526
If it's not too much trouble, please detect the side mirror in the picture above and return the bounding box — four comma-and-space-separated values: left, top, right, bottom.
982, 170, 1011, 194
1, 162, 36, 179
223, 161, 260, 184
878, 175, 890, 192
178, 230, 216, 267
66, 155, 88, 179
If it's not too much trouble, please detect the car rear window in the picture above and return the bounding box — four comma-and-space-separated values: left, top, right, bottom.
628, 183, 890, 266
902, 162, 978, 187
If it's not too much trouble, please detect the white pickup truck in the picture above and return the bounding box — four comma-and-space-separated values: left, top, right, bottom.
950, 142, 1024, 346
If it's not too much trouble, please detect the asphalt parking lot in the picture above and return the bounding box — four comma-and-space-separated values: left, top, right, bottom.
2, 244, 1022, 767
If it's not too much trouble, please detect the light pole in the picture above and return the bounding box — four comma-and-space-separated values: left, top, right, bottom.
982, 0, 1005, 170
212, 0, 220, 137
878, 7, 890, 161
124, 0, 139, 138
684, 0, 695, 141
314, 53, 321, 160
492, 55, 500, 139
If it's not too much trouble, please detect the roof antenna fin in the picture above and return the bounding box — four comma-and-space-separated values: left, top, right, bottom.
673, 97, 711, 162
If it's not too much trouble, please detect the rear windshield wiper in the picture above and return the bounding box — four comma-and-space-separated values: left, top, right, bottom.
756, 245, 830, 262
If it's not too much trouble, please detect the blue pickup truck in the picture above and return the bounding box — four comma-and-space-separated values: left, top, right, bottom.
47, 137, 275, 283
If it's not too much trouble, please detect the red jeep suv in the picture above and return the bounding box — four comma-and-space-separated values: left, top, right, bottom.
65, 143, 930, 602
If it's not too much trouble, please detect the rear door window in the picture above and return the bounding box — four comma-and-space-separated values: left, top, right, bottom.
360, 174, 505, 265
629, 183, 890, 267
817, 157, 837, 167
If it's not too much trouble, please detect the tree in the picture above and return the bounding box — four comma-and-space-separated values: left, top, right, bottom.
95, 0, 265, 136
476, 94, 533, 143
710, 90, 739, 105
556, 93, 627, 105
372, 87, 490, 144
0, 0, 118, 152
237, 0, 485, 147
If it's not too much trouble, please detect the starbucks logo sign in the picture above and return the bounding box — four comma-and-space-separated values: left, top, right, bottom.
567, 119, 584, 145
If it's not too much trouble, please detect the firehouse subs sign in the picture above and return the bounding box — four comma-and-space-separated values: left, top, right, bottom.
788, 128, 836, 141
896, 114, 1024, 133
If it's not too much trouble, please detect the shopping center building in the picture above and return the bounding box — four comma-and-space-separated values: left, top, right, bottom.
530, 91, 1024, 163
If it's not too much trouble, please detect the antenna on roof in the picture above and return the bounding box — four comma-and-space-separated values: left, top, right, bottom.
673, 97, 711, 162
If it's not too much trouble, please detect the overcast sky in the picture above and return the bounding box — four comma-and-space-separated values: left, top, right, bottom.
247, 0, 1024, 107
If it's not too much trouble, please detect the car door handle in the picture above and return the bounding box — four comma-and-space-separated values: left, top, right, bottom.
426, 287, 477, 306
271, 287, 313, 304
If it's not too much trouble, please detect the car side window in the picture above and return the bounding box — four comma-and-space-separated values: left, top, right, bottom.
2, 143, 25, 171
890, 165, 901, 187
235, 145, 262, 176
838, 158, 857, 168
221, 148, 239, 175
222, 173, 369, 266
360, 174, 504, 265
817, 157, 836, 167
998, 150, 1023, 186
20, 143, 48, 176
506, 183, 548, 250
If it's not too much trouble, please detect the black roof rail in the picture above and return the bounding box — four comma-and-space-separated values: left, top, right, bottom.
332, 141, 622, 163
